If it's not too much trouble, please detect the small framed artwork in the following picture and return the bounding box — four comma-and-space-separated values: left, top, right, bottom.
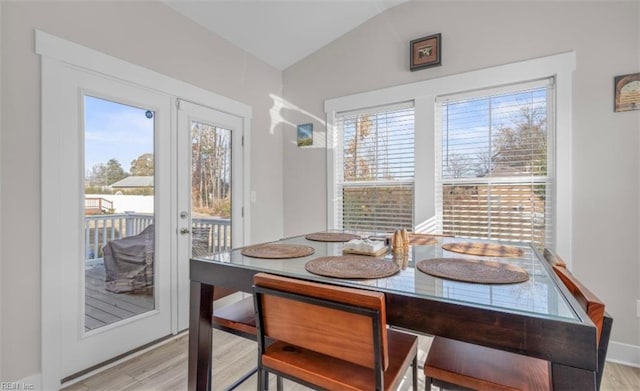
297, 123, 313, 146
614, 72, 640, 112
410, 33, 441, 71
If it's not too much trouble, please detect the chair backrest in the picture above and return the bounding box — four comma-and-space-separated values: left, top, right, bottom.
253, 272, 389, 370
552, 265, 605, 345
552, 265, 612, 390
544, 248, 567, 268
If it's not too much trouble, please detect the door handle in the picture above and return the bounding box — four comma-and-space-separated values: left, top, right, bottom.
180, 228, 190, 234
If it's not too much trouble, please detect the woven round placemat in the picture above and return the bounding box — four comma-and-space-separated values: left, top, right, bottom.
407, 233, 438, 246
305, 255, 400, 279
417, 258, 529, 284
305, 232, 361, 242
241, 244, 315, 259
442, 242, 524, 258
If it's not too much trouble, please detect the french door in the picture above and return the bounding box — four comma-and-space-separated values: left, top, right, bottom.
176, 100, 244, 331
43, 60, 173, 379
40, 32, 251, 389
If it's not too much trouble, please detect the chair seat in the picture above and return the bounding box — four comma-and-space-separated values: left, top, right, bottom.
425, 337, 550, 391
213, 295, 257, 336
263, 329, 417, 391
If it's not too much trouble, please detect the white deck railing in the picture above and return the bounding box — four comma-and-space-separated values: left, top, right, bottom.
85, 212, 231, 261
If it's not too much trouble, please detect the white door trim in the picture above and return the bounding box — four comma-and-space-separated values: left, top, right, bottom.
37, 30, 252, 390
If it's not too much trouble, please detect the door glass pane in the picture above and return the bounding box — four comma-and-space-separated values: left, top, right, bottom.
83, 95, 155, 331
191, 121, 232, 256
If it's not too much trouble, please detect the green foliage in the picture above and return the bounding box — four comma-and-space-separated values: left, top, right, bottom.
84, 185, 110, 194
130, 153, 154, 176
122, 188, 154, 196
87, 158, 128, 186
84, 186, 153, 196
105, 158, 128, 185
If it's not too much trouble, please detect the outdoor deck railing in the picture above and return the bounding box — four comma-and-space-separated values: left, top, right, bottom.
84, 197, 114, 215
192, 217, 232, 255
85, 212, 231, 262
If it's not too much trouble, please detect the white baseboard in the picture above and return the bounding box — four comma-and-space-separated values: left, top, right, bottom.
607, 340, 640, 368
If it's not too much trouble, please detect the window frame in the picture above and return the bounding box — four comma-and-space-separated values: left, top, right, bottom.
435, 79, 555, 247
325, 52, 574, 263
334, 103, 416, 232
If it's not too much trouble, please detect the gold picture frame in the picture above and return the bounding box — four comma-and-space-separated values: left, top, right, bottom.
614, 72, 640, 112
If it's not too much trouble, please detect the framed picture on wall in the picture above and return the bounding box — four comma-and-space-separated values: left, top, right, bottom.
410, 33, 441, 71
297, 123, 313, 146
614, 72, 640, 112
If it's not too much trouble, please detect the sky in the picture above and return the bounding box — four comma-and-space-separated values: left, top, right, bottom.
441, 87, 547, 178
84, 95, 154, 175
341, 87, 547, 182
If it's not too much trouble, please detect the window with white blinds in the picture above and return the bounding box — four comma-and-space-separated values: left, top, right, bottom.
335, 103, 415, 232
435, 79, 554, 247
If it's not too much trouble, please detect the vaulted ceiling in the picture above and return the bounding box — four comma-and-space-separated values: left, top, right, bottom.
164, 1, 408, 70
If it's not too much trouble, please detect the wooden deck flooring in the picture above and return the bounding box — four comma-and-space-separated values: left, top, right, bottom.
85, 263, 154, 331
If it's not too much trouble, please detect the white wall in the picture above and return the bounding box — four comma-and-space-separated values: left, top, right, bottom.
0, 0, 283, 381
636, 0, 640, 354
283, 0, 640, 361
0, 1, 4, 383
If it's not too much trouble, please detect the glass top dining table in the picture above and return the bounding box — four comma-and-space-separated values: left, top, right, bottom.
187, 232, 599, 391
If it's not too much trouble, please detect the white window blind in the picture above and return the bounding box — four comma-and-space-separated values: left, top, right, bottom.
435, 79, 554, 247
335, 103, 415, 232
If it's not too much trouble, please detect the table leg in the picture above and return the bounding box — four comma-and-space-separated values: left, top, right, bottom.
188, 281, 214, 391
551, 362, 596, 390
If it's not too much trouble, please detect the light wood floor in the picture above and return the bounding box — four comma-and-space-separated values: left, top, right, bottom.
62, 330, 640, 391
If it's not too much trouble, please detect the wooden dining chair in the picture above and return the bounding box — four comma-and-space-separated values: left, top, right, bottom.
424, 264, 613, 391
543, 247, 568, 268
213, 288, 257, 337
211, 288, 258, 390
253, 272, 418, 391
553, 265, 613, 391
